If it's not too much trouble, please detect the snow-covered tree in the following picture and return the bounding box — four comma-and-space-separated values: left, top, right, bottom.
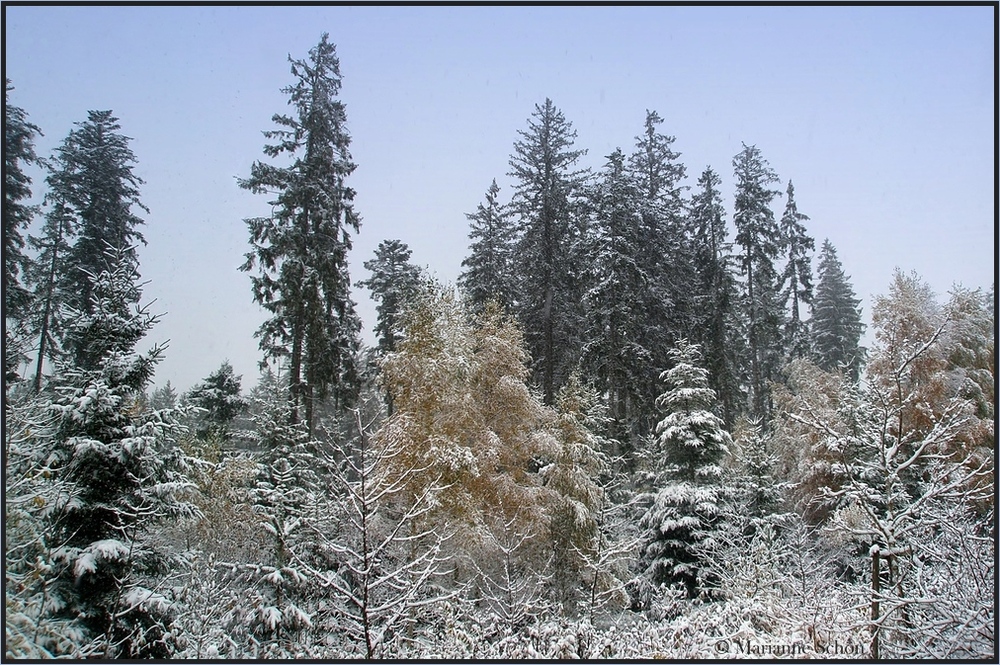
459, 179, 516, 313
358, 238, 423, 357
639, 340, 732, 599
4, 79, 43, 385
240, 33, 362, 435
810, 239, 865, 382
185, 360, 247, 440
508, 98, 589, 404
688, 166, 745, 427
778, 181, 814, 362
732, 143, 783, 421
24, 250, 196, 657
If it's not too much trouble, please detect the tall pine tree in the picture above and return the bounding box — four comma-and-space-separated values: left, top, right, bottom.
459, 179, 515, 313
240, 33, 362, 435
732, 143, 783, 421
4, 80, 43, 384
358, 239, 423, 357
508, 98, 589, 404
778, 180, 815, 362
811, 239, 865, 382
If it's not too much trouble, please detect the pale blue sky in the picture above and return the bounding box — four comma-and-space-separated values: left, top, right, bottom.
5, 5, 994, 392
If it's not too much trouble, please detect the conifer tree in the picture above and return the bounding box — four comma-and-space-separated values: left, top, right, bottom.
639, 340, 732, 599
508, 98, 589, 404
810, 239, 865, 381
459, 179, 515, 313
46, 111, 148, 320
240, 33, 362, 434
582, 149, 648, 459
732, 143, 783, 421
186, 361, 247, 439
688, 166, 745, 427
358, 239, 423, 356
778, 181, 815, 362
4, 80, 42, 384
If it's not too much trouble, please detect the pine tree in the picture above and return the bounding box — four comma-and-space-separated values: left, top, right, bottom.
688, 166, 745, 427
358, 239, 423, 356
239, 33, 362, 434
582, 148, 648, 461
41, 249, 196, 657
639, 340, 732, 598
778, 181, 815, 362
507, 98, 589, 404
24, 201, 76, 392
732, 143, 783, 421
46, 111, 148, 320
186, 361, 247, 439
4, 79, 43, 384
459, 179, 515, 313
810, 239, 865, 382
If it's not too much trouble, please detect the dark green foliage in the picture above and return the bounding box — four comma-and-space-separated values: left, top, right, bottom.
4, 80, 43, 384
459, 179, 516, 314
778, 181, 815, 362
186, 361, 247, 439
240, 33, 363, 434
811, 239, 865, 382
732, 143, 783, 421
359, 239, 423, 356
508, 98, 589, 404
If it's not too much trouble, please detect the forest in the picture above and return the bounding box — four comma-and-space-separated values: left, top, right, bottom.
4, 33, 994, 659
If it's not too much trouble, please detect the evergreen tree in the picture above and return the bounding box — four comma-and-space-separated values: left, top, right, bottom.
46, 111, 148, 320
358, 239, 423, 356
4, 80, 43, 384
811, 239, 865, 382
778, 181, 815, 362
732, 143, 783, 421
42, 249, 195, 657
24, 201, 76, 392
459, 179, 515, 313
239, 33, 362, 434
639, 340, 732, 599
507, 98, 589, 404
186, 361, 248, 439
581, 148, 648, 461
688, 166, 745, 427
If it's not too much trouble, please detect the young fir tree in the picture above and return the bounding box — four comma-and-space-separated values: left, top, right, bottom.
810, 239, 865, 382
459, 179, 516, 313
4, 79, 43, 384
507, 98, 589, 404
47, 111, 148, 321
688, 166, 745, 427
42, 249, 196, 657
186, 361, 248, 440
778, 181, 815, 362
639, 340, 732, 599
358, 239, 423, 356
239, 33, 362, 435
582, 148, 649, 461
732, 143, 783, 421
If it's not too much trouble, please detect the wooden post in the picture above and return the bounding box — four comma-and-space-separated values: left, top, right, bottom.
871, 546, 881, 660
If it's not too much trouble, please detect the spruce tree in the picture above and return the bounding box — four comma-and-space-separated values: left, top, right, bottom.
732, 143, 783, 421
47, 111, 148, 320
507, 98, 589, 404
240, 33, 362, 434
778, 181, 815, 362
358, 239, 423, 356
688, 166, 745, 427
811, 239, 865, 381
4, 80, 43, 384
582, 148, 648, 461
459, 179, 515, 313
186, 361, 247, 439
639, 339, 732, 599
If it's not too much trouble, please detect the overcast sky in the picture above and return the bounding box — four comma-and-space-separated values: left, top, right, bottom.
5, 4, 994, 393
